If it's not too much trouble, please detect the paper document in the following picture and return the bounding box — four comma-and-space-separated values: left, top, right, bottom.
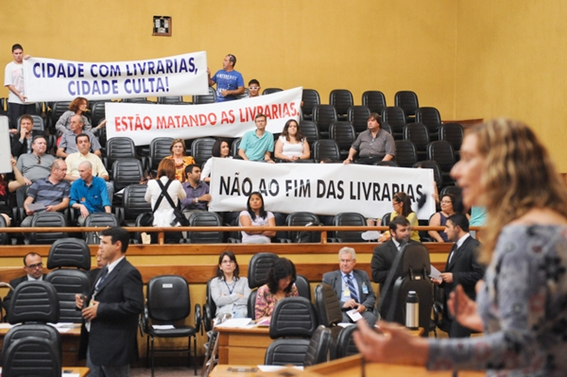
215, 318, 253, 328
429, 265, 442, 280
361, 230, 381, 241
26, 202, 46, 212
346, 309, 363, 322
257, 365, 304, 372
152, 325, 175, 330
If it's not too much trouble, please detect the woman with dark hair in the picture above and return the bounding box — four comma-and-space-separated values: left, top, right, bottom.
239, 191, 276, 244
162, 138, 195, 182
379, 192, 420, 242
210, 251, 251, 318
274, 119, 310, 161
255, 257, 298, 321
55, 97, 92, 136
201, 138, 232, 183
428, 193, 457, 242
354, 119, 567, 376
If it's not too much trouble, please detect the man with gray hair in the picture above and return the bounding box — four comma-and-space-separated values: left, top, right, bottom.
69, 161, 111, 225
322, 247, 377, 325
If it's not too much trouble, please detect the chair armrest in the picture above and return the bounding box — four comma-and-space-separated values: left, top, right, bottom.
194, 303, 202, 335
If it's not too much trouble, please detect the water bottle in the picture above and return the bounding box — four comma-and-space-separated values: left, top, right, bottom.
405, 290, 419, 330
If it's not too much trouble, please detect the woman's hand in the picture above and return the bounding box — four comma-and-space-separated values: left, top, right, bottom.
447, 284, 484, 332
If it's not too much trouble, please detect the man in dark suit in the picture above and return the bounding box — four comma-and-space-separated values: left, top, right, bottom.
322, 247, 377, 325
432, 213, 485, 338
10, 114, 34, 158
76, 227, 143, 377
370, 216, 411, 320
2, 252, 46, 313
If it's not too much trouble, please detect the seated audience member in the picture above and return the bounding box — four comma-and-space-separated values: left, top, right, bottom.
344, 113, 395, 165
274, 119, 310, 161
255, 257, 298, 322
370, 216, 412, 319
431, 213, 485, 338
238, 114, 275, 163
379, 192, 420, 242
201, 139, 231, 183
55, 97, 93, 136
208, 54, 245, 102
210, 251, 251, 319
65, 133, 113, 202
428, 193, 457, 242
248, 79, 261, 98
10, 114, 35, 158
57, 115, 101, 157
180, 164, 211, 215
21, 159, 70, 227
0, 157, 25, 226
239, 191, 275, 244
15, 135, 56, 207
322, 247, 377, 326
145, 159, 186, 243
70, 161, 112, 225
162, 138, 195, 182
2, 252, 46, 313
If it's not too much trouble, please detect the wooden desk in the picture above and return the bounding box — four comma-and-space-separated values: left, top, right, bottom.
0, 324, 84, 366
216, 326, 272, 365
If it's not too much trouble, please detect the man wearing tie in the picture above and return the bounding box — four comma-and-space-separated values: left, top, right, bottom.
76, 227, 143, 377
432, 213, 485, 338
370, 216, 412, 319
322, 247, 377, 325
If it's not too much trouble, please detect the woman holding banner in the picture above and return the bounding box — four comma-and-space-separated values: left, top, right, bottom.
163, 138, 195, 182
274, 119, 310, 161
202, 139, 231, 183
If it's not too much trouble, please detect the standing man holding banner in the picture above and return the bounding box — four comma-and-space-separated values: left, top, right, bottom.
208, 54, 244, 102
4, 44, 35, 130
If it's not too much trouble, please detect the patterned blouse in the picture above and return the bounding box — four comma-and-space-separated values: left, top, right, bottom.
254, 283, 299, 319
163, 155, 195, 182
428, 225, 567, 376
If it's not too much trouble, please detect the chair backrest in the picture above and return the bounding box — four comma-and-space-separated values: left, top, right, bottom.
333, 212, 366, 242
106, 136, 136, 168
158, 96, 183, 104
2, 324, 62, 363
362, 91, 387, 114
329, 89, 354, 116
416, 107, 442, 137
438, 123, 464, 152
83, 213, 119, 244
121, 184, 151, 224
264, 338, 310, 366
149, 137, 174, 172
7, 281, 60, 324
231, 138, 242, 157
47, 238, 91, 270
403, 122, 430, 153
0, 213, 9, 245
2, 336, 62, 377
299, 120, 319, 143
269, 297, 319, 339
29, 212, 68, 244
122, 97, 150, 103
112, 158, 144, 191
413, 160, 443, 190
191, 137, 216, 166
203, 278, 217, 331
301, 89, 320, 120
440, 185, 462, 199
335, 325, 359, 358
382, 106, 407, 137
185, 211, 223, 244
426, 140, 456, 172
262, 88, 283, 95
312, 139, 341, 162
286, 212, 321, 243
394, 91, 419, 117
312, 105, 338, 134
314, 284, 343, 327
381, 212, 392, 227
328, 121, 356, 150
50, 101, 71, 125
373, 160, 399, 167
304, 326, 334, 366
347, 105, 371, 134
394, 140, 418, 167
91, 101, 107, 128
147, 275, 190, 322
193, 87, 216, 104
294, 275, 311, 301
247, 252, 279, 288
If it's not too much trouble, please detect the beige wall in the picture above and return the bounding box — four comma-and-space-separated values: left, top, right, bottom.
2, 0, 566, 170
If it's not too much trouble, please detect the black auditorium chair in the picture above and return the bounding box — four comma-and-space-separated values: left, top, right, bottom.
299, 120, 319, 143
416, 107, 442, 141
142, 275, 200, 375
403, 122, 430, 161
230, 138, 242, 157
112, 159, 144, 192
394, 90, 419, 121
426, 140, 456, 185
49, 101, 71, 131
294, 275, 311, 301
413, 160, 444, 192
191, 137, 216, 167
262, 88, 283, 95
314, 283, 344, 341
247, 252, 279, 320
158, 96, 183, 104
373, 160, 399, 167
312, 105, 338, 139
0, 214, 11, 245
438, 123, 464, 158
105, 136, 144, 173
149, 137, 174, 175
83, 212, 119, 244
117, 184, 151, 226
91, 101, 108, 128
301, 89, 320, 120
335, 325, 359, 358
45, 238, 91, 323
347, 105, 371, 134
27, 211, 68, 245
329, 89, 354, 120
193, 87, 216, 104
285, 211, 321, 243
312, 139, 341, 163
303, 325, 334, 366
362, 90, 387, 115
382, 106, 407, 140
264, 296, 319, 366
329, 121, 356, 160
332, 212, 366, 243
394, 139, 418, 167
185, 211, 224, 244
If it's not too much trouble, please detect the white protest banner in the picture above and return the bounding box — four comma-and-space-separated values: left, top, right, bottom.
23, 51, 209, 102
0, 116, 12, 173
208, 158, 436, 220
105, 87, 302, 145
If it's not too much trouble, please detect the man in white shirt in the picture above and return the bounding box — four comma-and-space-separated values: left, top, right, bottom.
4, 43, 36, 129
